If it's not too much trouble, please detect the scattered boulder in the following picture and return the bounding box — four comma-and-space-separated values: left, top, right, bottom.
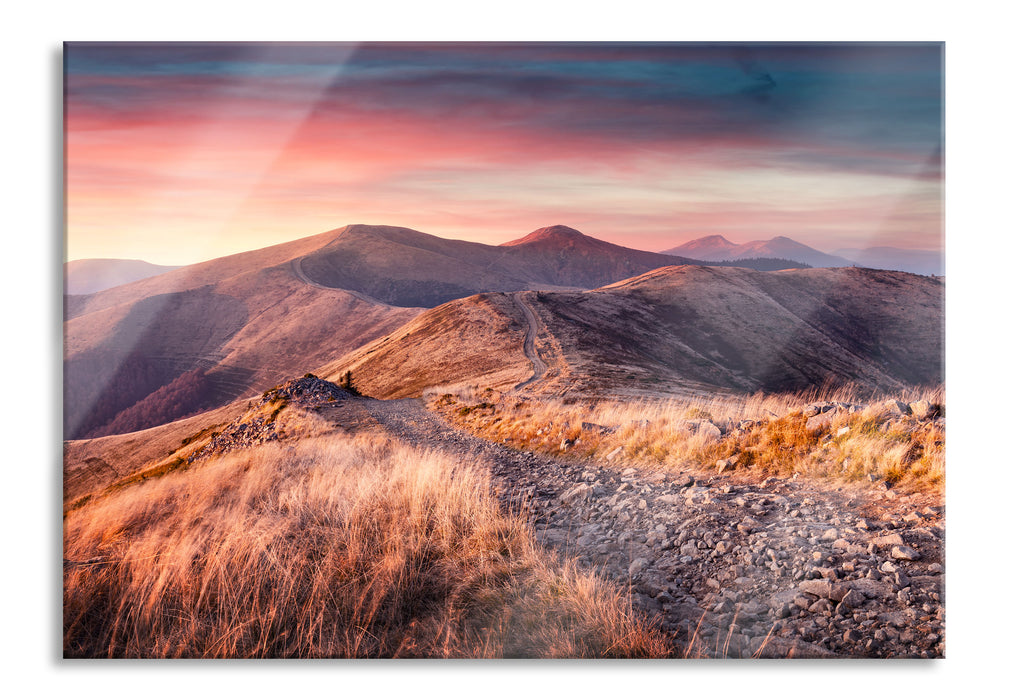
559, 483, 592, 505
604, 446, 624, 462
892, 545, 921, 561
806, 408, 840, 431
884, 399, 911, 416
716, 455, 740, 474
695, 420, 722, 443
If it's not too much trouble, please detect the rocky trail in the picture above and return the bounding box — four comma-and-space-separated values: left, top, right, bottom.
513, 291, 547, 390
310, 393, 945, 659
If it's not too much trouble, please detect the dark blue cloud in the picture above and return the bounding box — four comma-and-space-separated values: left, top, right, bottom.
66, 42, 943, 171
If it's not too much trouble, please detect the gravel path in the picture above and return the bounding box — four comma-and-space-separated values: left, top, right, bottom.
317, 396, 945, 659
289, 256, 392, 307
512, 292, 547, 390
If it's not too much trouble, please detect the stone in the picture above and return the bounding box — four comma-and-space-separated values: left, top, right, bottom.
806, 408, 839, 431
873, 533, 905, 547
809, 598, 834, 615
716, 455, 740, 473
737, 516, 761, 534
841, 589, 865, 608
892, 545, 921, 561
559, 483, 592, 505
629, 557, 650, 577
684, 487, 712, 505
884, 398, 911, 416
798, 580, 833, 599
604, 446, 624, 462
695, 420, 723, 444
803, 402, 830, 417
844, 578, 893, 600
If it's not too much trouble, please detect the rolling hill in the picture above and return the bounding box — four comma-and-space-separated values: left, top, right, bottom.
62, 222, 729, 440
64, 244, 422, 440
319, 265, 943, 399
296, 224, 704, 307
64, 222, 941, 442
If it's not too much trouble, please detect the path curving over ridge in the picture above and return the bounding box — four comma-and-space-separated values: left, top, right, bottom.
513, 292, 547, 390
289, 257, 392, 307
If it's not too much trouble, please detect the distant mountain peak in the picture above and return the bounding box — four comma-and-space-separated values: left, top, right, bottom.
693, 234, 736, 244
500, 225, 589, 247
663, 233, 855, 268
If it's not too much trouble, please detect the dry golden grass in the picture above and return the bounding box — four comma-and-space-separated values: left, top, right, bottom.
64, 431, 673, 658
428, 384, 945, 494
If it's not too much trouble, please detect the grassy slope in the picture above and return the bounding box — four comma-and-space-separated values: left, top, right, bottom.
64, 425, 673, 658
429, 384, 945, 496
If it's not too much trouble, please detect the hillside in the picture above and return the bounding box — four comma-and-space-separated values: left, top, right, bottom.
320, 266, 943, 399
64, 262, 421, 440
316, 292, 531, 399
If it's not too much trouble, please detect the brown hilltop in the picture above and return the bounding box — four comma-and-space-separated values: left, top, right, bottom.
296, 223, 700, 307
64, 228, 422, 440
317, 292, 531, 399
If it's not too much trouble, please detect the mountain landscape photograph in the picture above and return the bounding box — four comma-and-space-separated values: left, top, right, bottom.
63, 40, 945, 660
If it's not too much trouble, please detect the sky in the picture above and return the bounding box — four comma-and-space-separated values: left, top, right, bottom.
65, 42, 943, 265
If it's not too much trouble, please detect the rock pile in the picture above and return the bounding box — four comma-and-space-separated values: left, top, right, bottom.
800, 398, 943, 432
189, 376, 351, 462
262, 375, 353, 405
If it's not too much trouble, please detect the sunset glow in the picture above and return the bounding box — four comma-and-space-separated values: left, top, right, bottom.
65, 42, 943, 265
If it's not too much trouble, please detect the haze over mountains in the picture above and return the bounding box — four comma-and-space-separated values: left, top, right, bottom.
662, 234, 943, 275
64, 223, 944, 441
64, 258, 180, 295
831, 246, 944, 276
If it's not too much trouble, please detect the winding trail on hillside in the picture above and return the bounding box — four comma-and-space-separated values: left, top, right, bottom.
289, 257, 392, 307
313, 396, 945, 659
513, 292, 547, 390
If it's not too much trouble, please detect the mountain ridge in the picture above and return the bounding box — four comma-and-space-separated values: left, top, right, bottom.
662, 235, 855, 268
319, 264, 943, 400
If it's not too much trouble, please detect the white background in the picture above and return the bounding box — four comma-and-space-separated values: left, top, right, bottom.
5, 1, 1001, 695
